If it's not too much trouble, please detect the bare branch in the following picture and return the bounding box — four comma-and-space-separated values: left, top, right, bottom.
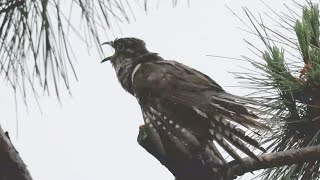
227, 144, 320, 179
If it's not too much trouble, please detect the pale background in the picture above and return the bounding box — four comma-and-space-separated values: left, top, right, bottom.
0, 0, 314, 180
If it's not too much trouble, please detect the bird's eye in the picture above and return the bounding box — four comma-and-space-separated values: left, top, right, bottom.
116, 43, 124, 51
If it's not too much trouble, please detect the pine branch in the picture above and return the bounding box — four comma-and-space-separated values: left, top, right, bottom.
232, 3, 320, 178
0, 0, 24, 14
227, 144, 320, 179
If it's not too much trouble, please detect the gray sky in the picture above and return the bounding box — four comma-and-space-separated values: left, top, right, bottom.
0, 0, 313, 180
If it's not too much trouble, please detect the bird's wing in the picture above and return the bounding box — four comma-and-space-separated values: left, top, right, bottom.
132, 60, 270, 161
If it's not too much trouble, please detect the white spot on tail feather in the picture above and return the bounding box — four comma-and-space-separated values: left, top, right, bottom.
149, 107, 162, 121
150, 107, 157, 113
210, 102, 235, 116
213, 115, 221, 121
215, 133, 222, 140
241, 114, 258, 120
192, 106, 208, 118
224, 130, 230, 136
142, 112, 147, 118
212, 168, 219, 173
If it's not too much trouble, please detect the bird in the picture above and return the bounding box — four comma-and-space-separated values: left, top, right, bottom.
101, 37, 270, 171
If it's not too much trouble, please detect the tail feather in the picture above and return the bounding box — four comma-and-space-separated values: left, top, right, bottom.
208, 142, 227, 164
215, 92, 270, 107
240, 114, 272, 131
214, 116, 265, 152
210, 130, 243, 162
210, 94, 271, 118
202, 146, 226, 167
209, 102, 271, 131
211, 122, 261, 161
211, 92, 278, 120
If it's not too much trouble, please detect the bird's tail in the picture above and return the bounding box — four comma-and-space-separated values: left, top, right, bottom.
200, 92, 272, 162
209, 115, 265, 162
209, 92, 272, 131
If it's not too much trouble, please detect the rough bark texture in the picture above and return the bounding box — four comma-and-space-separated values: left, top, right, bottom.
0, 125, 32, 180
138, 124, 320, 180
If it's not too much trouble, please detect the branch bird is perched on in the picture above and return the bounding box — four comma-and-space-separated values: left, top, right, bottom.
101, 37, 270, 173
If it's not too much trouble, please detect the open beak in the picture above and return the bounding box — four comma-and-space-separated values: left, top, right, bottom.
101, 41, 115, 63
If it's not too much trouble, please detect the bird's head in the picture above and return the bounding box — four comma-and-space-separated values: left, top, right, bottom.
101, 37, 149, 63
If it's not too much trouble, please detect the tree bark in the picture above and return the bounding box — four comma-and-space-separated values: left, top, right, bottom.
0, 125, 32, 180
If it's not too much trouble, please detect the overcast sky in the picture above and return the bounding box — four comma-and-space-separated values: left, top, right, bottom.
0, 0, 314, 180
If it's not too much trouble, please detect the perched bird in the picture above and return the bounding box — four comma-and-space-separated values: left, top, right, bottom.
101, 37, 270, 169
